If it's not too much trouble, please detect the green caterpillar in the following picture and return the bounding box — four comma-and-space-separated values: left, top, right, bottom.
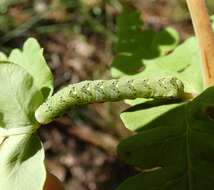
35, 77, 184, 124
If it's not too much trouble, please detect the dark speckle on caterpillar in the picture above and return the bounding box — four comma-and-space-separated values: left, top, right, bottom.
35, 77, 184, 124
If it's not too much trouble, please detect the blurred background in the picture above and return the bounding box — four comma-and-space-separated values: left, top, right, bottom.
0, 0, 214, 189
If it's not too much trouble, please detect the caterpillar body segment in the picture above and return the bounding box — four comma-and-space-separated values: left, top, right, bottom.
35, 77, 184, 124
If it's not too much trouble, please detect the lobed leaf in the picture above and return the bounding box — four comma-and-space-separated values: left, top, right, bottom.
9, 38, 54, 99
117, 87, 214, 190
0, 64, 46, 190
114, 9, 211, 190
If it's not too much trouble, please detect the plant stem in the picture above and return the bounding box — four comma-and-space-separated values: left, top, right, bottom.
186, 0, 214, 87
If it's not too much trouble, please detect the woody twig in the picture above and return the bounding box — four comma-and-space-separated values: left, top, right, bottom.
186, 0, 214, 87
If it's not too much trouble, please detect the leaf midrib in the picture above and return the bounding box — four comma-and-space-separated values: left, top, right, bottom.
185, 103, 192, 189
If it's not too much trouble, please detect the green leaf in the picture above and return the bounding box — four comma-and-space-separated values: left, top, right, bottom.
132, 37, 203, 94
9, 38, 54, 99
111, 10, 179, 78
0, 64, 46, 190
122, 37, 203, 106
117, 87, 214, 190
0, 64, 43, 126
121, 101, 184, 131
0, 52, 7, 61
0, 134, 46, 190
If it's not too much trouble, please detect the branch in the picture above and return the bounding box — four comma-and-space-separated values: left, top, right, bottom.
186, 0, 214, 87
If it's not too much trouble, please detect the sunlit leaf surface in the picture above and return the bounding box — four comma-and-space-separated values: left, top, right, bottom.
0, 64, 46, 190
9, 38, 54, 99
